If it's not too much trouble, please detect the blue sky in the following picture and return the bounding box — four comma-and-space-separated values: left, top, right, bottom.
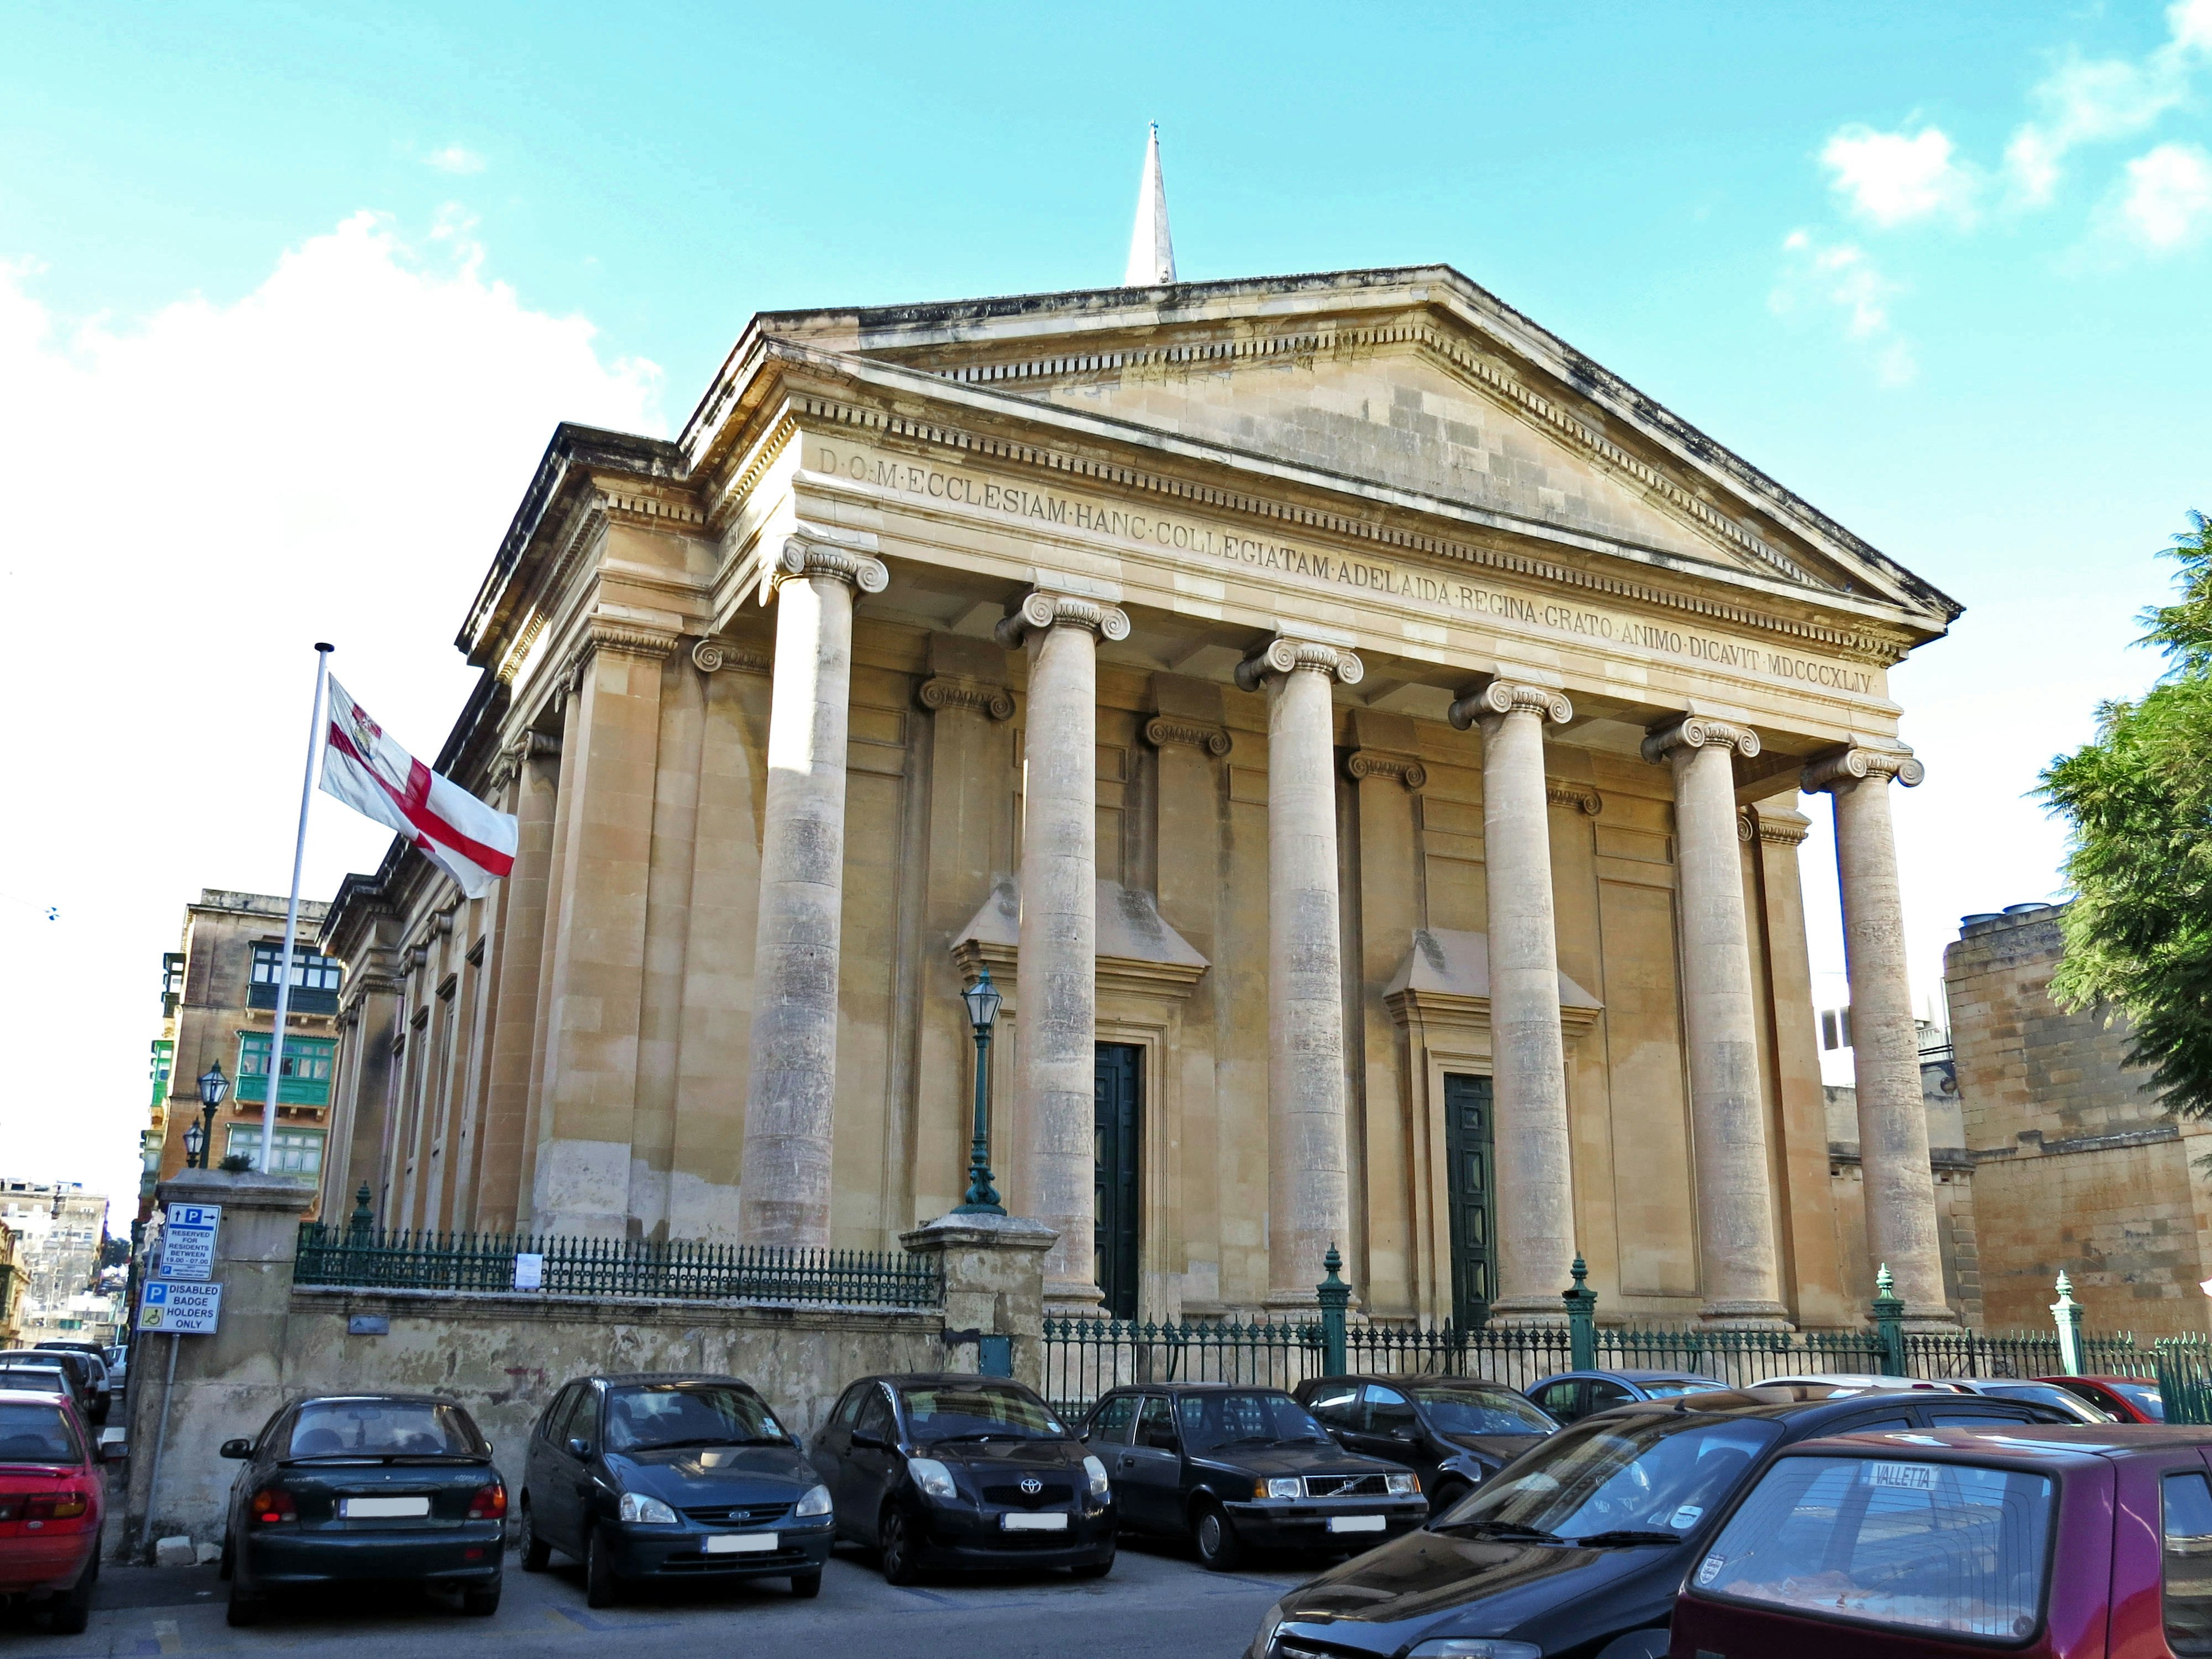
3, 1, 2209, 1218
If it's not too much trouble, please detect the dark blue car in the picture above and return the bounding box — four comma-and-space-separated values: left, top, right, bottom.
1525, 1369, 1728, 1425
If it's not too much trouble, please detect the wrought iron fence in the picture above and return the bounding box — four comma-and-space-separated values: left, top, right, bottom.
2156, 1337, 2212, 1425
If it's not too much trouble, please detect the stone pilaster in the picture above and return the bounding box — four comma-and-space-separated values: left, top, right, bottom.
995, 588, 1129, 1305
1805, 740, 1952, 1325
734, 531, 888, 1248
473, 732, 559, 1231
1236, 633, 1362, 1304
1452, 679, 1577, 1316
1643, 714, 1789, 1326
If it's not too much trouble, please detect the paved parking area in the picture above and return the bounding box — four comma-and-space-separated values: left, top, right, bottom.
1, 1539, 1311, 1659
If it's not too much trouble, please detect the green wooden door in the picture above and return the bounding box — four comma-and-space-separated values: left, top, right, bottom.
1094, 1044, 1143, 1319
1444, 1073, 1495, 1327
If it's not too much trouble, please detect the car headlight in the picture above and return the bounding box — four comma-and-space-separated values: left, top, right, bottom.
1408, 1643, 1541, 1659
1249, 1600, 1286, 1659
907, 1456, 959, 1502
1082, 1455, 1110, 1497
1387, 1471, 1421, 1496
618, 1491, 679, 1525
1263, 1476, 1301, 1500
794, 1483, 832, 1518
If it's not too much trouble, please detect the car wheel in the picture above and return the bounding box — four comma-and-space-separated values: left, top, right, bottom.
878, 1506, 921, 1586
790, 1570, 823, 1599
47, 1553, 96, 1635
585, 1527, 624, 1609
219, 1532, 234, 1581
461, 1582, 502, 1618
517, 1499, 551, 1571
226, 1577, 265, 1628
1070, 1545, 1115, 1580
1193, 1500, 1244, 1571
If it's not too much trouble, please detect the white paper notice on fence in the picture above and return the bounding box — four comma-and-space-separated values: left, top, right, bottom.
513, 1253, 545, 1291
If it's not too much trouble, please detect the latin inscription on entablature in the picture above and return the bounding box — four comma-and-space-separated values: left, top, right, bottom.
803, 437, 1881, 701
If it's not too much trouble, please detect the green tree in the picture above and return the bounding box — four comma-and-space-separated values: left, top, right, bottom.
2039, 512, 2212, 1115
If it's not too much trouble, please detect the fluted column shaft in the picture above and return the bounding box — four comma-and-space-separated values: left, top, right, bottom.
1806, 743, 1950, 1322
736, 535, 887, 1248
1644, 715, 1788, 1324
1238, 635, 1362, 1302
1452, 680, 1576, 1313
998, 589, 1129, 1304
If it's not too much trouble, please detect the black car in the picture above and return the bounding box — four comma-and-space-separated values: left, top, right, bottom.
217, 1393, 504, 1627
1082, 1382, 1429, 1570
0, 1351, 103, 1426
1296, 1376, 1558, 1515
1248, 1382, 2082, 1659
811, 1373, 1115, 1583
518, 1373, 832, 1606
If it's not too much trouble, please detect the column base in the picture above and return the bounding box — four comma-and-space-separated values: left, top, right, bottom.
1483, 1295, 1571, 1329
1263, 1288, 1362, 1317
1044, 1278, 1105, 1317
1698, 1300, 1794, 1331
1900, 1306, 1962, 1332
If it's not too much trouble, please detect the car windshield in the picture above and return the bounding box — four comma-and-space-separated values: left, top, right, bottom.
2107, 1380, 2166, 1420
1639, 1380, 1729, 1399
1436, 1411, 1781, 1540
286, 1400, 482, 1459
899, 1383, 1065, 1443
604, 1383, 788, 1452
0, 1401, 81, 1464
1177, 1391, 1334, 1453
0, 1366, 66, 1391
1412, 1386, 1555, 1435
1692, 1454, 2054, 1641
1984, 1384, 2111, 1421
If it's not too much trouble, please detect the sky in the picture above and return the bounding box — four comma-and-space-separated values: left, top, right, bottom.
2, 1, 2208, 1232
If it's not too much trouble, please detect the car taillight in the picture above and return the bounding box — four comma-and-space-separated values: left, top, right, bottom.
467, 1483, 506, 1521
249, 1487, 298, 1524
22, 1491, 89, 1520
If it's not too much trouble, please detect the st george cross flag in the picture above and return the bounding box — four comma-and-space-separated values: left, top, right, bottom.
320, 679, 517, 899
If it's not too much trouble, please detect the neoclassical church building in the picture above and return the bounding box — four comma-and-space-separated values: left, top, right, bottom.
319, 248, 1961, 1332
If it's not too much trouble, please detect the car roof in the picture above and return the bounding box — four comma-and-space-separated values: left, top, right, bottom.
1300, 1375, 1530, 1392
0, 1386, 73, 1403
292, 1393, 467, 1408
1536, 1369, 1721, 1385
857, 1373, 1043, 1389
2048, 1375, 2157, 1387
1100, 1381, 1297, 1396
1791, 1424, 2212, 1467
1583, 1384, 2002, 1422
581, 1373, 763, 1388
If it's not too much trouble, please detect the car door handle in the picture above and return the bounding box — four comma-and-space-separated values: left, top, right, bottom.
1119, 1456, 1134, 1468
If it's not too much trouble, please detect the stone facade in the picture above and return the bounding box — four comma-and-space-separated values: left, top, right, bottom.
1946, 903, 2212, 1336
318, 267, 1964, 1330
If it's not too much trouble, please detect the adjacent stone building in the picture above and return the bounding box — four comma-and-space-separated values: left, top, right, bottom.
319, 264, 1966, 1330
0, 1181, 111, 1343
1946, 901, 2212, 1336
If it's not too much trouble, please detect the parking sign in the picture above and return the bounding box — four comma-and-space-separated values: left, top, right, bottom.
141, 1279, 222, 1334
159, 1204, 221, 1281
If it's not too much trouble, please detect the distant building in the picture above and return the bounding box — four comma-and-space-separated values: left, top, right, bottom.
0, 1223, 24, 1347
0, 1181, 112, 1343
1945, 901, 2212, 1337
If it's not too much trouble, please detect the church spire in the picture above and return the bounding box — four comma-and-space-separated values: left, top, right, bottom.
1122, 123, 1176, 287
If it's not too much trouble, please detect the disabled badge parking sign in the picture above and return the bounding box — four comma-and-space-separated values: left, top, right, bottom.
141, 1278, 222, 1334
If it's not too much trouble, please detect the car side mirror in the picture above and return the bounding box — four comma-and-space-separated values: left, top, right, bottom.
482, 1440, 494, 1457
565, 1437, 592, 1459
98, 1440, 124, 1463
1392, 1425, 1422, 1442
852, 1430, 889, 1452
219, 1438, 253, 1460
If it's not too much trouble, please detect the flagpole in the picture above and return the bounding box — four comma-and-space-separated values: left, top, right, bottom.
259, 643, 334, 1176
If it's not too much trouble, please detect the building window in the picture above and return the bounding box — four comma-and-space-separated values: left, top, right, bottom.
160, 952, 185, 1012
1821, 1007, 1854, 1051
247, 944, 343, 1014
149, 1039, 174, 1105
235, 1032, 337, 1106
223, 1124, 325, 1177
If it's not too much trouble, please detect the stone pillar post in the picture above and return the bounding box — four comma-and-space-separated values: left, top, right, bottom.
901, 1212, 1059, 1395
1804, 741, 1951, 1324
1237, 634, 1362, 1304
995, 588, 1129, 1305
734, 531, 888, 1248
1643, 715, 1789, 1326
1450, 679, 1577, 1316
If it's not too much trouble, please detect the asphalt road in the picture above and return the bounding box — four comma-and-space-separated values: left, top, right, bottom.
2, 1537, 1312, 1659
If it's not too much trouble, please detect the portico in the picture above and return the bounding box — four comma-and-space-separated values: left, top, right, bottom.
319, 266, 1963, 1331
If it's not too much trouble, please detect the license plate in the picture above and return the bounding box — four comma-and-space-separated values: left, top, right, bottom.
704, 1533, 779, 1554
1328, 1514, 1386, 1534
340, 1496, 429, 1518
1001, 1512, 1068, 1532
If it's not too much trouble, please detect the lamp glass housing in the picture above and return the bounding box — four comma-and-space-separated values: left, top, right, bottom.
198, 1065, 230, 1109
960, 969, 1002, 1033
182, 1120, 207, 1164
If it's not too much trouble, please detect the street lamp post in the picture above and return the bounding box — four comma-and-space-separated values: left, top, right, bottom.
952, 968, 1005, 1215
193, 1065, 229, 1170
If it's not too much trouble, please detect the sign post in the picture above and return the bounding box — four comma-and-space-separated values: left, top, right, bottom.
137, 1202, 226, 1553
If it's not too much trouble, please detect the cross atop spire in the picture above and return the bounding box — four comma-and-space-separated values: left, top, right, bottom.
1122, 123, 1176, 288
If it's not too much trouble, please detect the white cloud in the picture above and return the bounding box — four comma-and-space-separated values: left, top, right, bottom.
0, 213, 661, 1226
425, 145, 486, 175
2003, 1, 2212, 205
2111, 141, 2212, 248
1823, 125, 1978, 226
1771, 229, 1918, 384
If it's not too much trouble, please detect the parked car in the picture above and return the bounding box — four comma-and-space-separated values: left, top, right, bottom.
1527, 1370, 1729, 1425
1248, 1381, 2083, 1659
1756, 1373, 1972, 1396
0, 1360, 74, 1400
1929, 1377, 2117, 1423
1084, 1382, 1428, 1570
1293, 1375, 1558, 1514
520, 1372, 831, 1607
2042, 1373, 2166, 1423
0, 1350, 104, 1426
813, 1373, 1114, 1584
1668, 1424, 2212, 1658
0, 1385, 106, 1633
218, 1392, 505, 1626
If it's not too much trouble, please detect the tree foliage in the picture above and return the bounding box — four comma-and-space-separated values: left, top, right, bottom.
2039, 512, 2212, 1115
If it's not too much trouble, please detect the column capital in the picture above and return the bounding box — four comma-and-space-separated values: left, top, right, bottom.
1345, 749, 1427, 790
1143, 715, 1232, 756
1448, 680, 1572, 730
1234, 634, 1363, 692
993, 588, 1130, 647
774, 533, 888, 596
1740, 805, 1812, 846
691, 638, 771, 676
1802, 742, 1926, 793
1641, 713, 1762, 764
919, 676, 1016, 721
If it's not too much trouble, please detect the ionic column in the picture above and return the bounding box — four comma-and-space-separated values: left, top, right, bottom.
734, 532, 887, 1248
1804, 742, 1952, 1323
1450, 680, 1576, 1316
1642, 715, 1789, 1325
1237, 634, 1362, 1303
996, 589, 1128, 1305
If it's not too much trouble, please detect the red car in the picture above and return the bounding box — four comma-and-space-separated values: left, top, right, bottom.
2042, 1374, 2166, 1424
0, 1385, 105, 1633
1671, 1424, 2212, 1658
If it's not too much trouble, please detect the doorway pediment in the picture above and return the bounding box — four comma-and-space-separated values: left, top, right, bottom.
1384, 927, 1603, 1045
951, 877, 1209, 999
